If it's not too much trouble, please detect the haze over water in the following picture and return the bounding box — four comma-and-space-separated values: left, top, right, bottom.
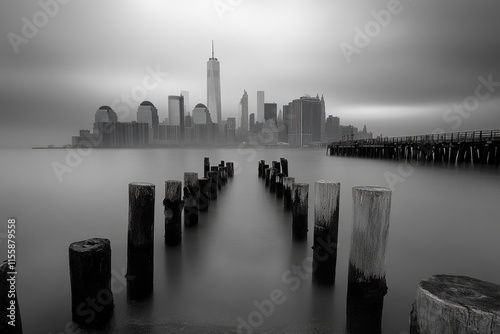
1, 147, 499, 333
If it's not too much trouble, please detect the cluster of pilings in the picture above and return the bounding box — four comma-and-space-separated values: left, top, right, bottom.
327, 130, 500, 166
66, 157, 235, 329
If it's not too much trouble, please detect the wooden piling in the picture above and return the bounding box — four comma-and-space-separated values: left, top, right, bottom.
269, 168, 278, 193
221, 166, 228, 185
410, 275, 500, 334
184, 173, 199, 227
272, 161, 281, 173
164, 180, 183, 246
283, 177, 295, 210
69, 238, 113, 327
127, 182, 155, 298
226, 162, 234, 177
291, 183, 309, 240
276, 173, 285, 198
207, 171, 218, 200
204, 157, 210, 177
280, 158, 289, 176
348, 186, 391, 296
258, 160, 265, 178
0, 260, 23, 333
198, 177, 210, 211
211, 166, 222, 190
265, 168, 271, 187
313, 181, 340, 285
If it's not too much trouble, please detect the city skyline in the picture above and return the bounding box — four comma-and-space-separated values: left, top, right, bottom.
1, 0, 500, 147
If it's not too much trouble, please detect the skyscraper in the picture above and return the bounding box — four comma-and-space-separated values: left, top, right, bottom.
181, 90, 190, 116
207, 41, 222, 124
93, 105, 118, 136
137, 101, 159, 140
168, 95, 185, 141
240, 90, 248, 132
249, 113, 255, 132
257, 91, 264, 123
264, 103, 277, 121
192, 103, 212, 124
287, 95, 323, 147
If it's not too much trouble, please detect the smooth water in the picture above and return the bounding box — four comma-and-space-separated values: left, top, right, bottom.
1, 147, 499, 333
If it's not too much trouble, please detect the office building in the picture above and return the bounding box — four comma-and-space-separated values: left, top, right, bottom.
240, 90, 248, 132
257, 91, 264, 123
137, 101, 159, 140
168, 95, 185, 141
264, 103, 277, 121
207, 41, 222, 123
249, 113, 255, 132
287, 95, 323, 147
192, 103, 212, 124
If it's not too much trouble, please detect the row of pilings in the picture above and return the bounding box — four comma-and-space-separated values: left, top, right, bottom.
60, 158, 234, 329
327, 130, 500, 166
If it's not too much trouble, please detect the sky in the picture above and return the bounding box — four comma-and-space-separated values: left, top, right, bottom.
1, 0, 500, 147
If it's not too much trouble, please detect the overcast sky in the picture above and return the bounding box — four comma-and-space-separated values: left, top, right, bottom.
1, 0, 500, 147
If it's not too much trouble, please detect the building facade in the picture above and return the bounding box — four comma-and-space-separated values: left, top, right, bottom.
207, 42, 222, 123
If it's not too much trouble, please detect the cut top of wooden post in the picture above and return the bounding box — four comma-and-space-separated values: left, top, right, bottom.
292, 183, 309, 213
165, 180, 182, 200
314, 181, 341, 228
69, 238, 110, 253
350, 186, 392, 280
412, 275, 500, 334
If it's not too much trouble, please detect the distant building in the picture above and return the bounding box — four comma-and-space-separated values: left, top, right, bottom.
192, 103, 212, 124
287, 95, 323, 147
137, 101, 159, 140
93, 105, 117, 135
92, 122, 149, 147
249, 113, 255, 132
226, 117, 236, 144
257, 91, 265, 123
325, 115, 340, 141
168, 95, 185, 141
264, 103, 277, 121
240, 90, 248, 132
207, 41, 222, 123
180, 90, 190, 116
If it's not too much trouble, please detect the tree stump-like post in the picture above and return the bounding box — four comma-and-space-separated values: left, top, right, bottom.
198, 177, 210, 211
258, 160, 265, 178
280, 158, 288, 176
410, 275, 500, 334
265, 168, 271, 187
184, 173, 199, 227
226, 162, 234, 177
69, 238, 113, 327
207, 171, 218, 200
204, 157, 210, 177
127, 182, 155, 298
282, 177, 295, 210
164, 180, 183, 246
346, 186, 391, 333
312, 181, 340, 285
276, 173, 285, 198
210, 166, 221, 190
0, 260, 23, 333
291, 183, 309, 240
269, 168, 278, 193
272, 161, 281, 173
262, 164, 269, 179
221, 166, 228, 185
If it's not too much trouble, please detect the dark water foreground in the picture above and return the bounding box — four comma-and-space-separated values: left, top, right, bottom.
0, 148, 499, 333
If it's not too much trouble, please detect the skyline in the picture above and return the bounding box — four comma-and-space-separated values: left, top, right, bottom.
1, 0, 500, 147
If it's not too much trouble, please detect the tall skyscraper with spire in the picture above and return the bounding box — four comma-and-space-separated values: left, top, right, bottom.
207, 41, 222, 124
240, 90, 248, 132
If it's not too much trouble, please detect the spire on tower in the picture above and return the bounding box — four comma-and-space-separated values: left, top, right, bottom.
212, 40, 214, 59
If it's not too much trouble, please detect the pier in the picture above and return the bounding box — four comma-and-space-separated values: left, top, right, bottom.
327, 130, 500, 165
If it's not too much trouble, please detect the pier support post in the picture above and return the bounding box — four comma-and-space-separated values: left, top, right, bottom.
292, 183, 309, 240
265, 168, 271, 187
1, 260, 23, 333
198, 177, 210, 211
211, 166, 222, 190
70, 238, 113, 327
280, 158, 288, 176
184, 173, 199, 227
410, 275, 500, 334
164, 180, 183, 246
127, 182, 155, 298
269, 168, 278, 193
276, 173, 285, 198
313, 181, 340, 285
283, 177, 295, 210
226, 162, 234, 177
272, 161, 281, 173
204, 157, 210, 177
207, 171, 218, 200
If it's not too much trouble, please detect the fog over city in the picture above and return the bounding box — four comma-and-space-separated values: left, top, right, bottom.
1, 0, 500, 147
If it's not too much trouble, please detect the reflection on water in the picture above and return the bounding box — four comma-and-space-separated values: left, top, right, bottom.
0, 148, 499, 333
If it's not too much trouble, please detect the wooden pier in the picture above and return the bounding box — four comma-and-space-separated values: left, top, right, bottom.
327, 130, 500, 165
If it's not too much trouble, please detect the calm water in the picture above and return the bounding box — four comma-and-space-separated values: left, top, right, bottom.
1, 147, 499, 333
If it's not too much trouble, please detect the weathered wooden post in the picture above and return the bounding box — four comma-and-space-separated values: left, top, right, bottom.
0, 260, 23, 333
410, 275, 500, 334
198, 177, 210, 211
226, 162, 234, 177
264, 168, 271, 187
313, 181, 341, 285
280, 158, 288, 177
272, 161, 281, 173
291, 183, 309, 240
258, 160, 265, 177
210, 166, 221, 190
69, 238, 113, 327
221, 166, 228, 185
269, 168, 278, 193
127, 182, 155, 298
347, 186, 391, 334
207, 171, 218, 200
283, 177, 295, 210
184, 173, 199, 227
262, 164, 269, 179
276, 173, 285, 198
164, 180, 183, 246
204, 157, 210, 177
